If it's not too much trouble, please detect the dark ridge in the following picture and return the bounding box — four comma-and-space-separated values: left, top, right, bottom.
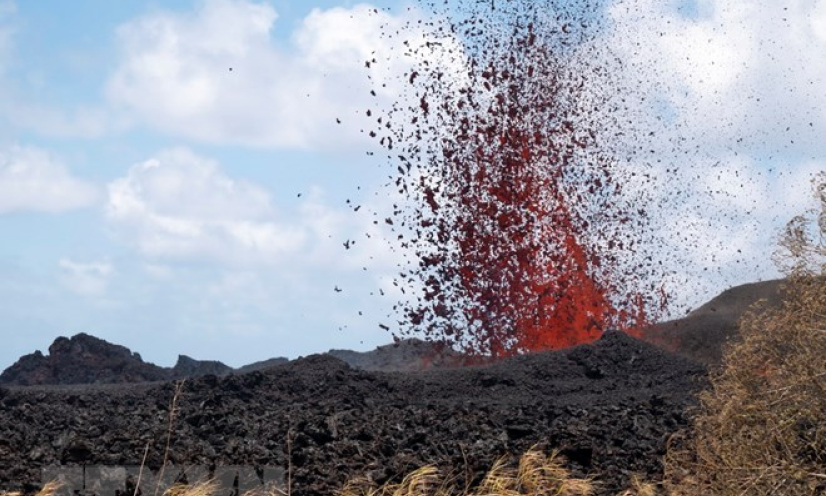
0, 333, 169, 386
234, 357, 289, 375
0, 334, 234, 386
650, 278, 787, 365
0, 279, 792, 385
327, 338, 461, 372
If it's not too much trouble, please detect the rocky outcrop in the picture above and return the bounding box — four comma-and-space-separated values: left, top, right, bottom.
171, 355, 233, 379
234, 357, 289, 375
0, 334, 236, 386
0, 334, 465, 387
0, 333, 169, 386
328, 338, 461, 371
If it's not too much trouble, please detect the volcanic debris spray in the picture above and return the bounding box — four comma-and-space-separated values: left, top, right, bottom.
367, 0, 666, 359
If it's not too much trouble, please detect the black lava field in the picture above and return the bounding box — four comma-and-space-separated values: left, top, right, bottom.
0, 332, 707, 496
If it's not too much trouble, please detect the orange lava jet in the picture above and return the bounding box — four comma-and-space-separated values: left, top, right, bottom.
371, 4, 663, 359
438, 99, 648, 357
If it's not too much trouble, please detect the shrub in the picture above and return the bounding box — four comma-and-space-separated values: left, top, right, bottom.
664, 173, 825, 495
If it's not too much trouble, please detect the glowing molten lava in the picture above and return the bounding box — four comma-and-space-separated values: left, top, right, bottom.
372, 5, 661, 359
436, 111, 648, 358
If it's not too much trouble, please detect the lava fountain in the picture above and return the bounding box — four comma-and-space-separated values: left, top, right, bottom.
370, 1, 665, 359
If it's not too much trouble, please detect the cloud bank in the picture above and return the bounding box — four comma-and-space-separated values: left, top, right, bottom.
106, 0, 426, 149
106, 147, 305, 263
0, 146, 97, 214
105, 147, 397, 270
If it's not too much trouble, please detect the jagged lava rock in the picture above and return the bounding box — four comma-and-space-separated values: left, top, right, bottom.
0, 333, 168, 386
0, 334, 238, 386
171, 355, 233, 379
0, 331, 708, 496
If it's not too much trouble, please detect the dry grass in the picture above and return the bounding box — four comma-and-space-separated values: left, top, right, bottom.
1, 481, 62, 496
4, 451, 660, 496
613, 476, 656, 496
338, 449, 594, 496
339, 466, 443, 496
165, 481, 288, 496
663, 273, 826, 496
152, 380, 186, 496
663, 174, 826, 496
772, 171, 825, 276
164, 481, 221, 496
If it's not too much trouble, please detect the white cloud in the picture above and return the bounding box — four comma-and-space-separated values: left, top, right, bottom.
59, 258, 114, 297
105, 147, 398, 269
105, 0, 437, 149
602, 0, 826, 155
570, 0, 826, 312
5, 103, 119, 139
106, 147, 304, 262
0, 145, 98, 213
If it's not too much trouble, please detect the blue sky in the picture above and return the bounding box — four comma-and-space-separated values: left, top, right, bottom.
0, 0, 823, 371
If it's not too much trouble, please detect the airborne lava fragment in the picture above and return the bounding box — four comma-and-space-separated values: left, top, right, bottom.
369, 1, 666, 359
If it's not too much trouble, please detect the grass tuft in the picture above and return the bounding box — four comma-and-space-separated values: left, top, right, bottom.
165, 480, 288, 496
1, 481, 62, 496
338, 449, 593, 496
165, 480, 219, 496
614, 476, 657, 496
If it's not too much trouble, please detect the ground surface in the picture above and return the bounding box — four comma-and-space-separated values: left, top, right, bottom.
0, 331, 706, 496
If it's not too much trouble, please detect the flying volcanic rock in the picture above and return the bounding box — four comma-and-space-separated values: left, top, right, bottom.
368, 0, 670, 358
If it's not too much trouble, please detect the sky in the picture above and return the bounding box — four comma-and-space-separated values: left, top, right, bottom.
0, 0, 823, 371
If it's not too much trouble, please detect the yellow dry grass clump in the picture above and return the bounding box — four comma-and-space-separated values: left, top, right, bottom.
613, 476, 657, 496
1, 481, 61, 496
0, 450, 654, 496
663, 173, 826, 496
338, 449, 594, 496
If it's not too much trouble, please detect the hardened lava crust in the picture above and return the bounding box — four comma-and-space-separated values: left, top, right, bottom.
0, 331, 706, 496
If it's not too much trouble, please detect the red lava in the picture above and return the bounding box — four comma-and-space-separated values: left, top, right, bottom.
369, 2, 666, 359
